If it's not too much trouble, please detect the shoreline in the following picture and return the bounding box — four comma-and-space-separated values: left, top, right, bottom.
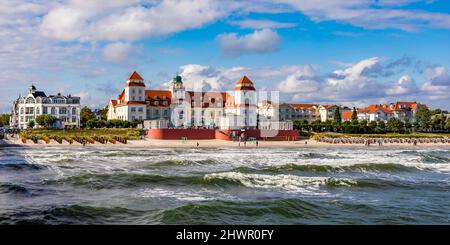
2, 138, 449, 149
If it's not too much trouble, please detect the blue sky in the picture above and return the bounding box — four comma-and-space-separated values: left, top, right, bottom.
1, 0, 450, 113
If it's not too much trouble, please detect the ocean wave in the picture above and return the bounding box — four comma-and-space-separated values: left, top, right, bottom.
205, 172, 418, 192
0, 163, 44, 171
298, 152, 340, 159
259, 163, 421, 173
0, 205, 146, 225
0, 183, 30, 195
158, 198, 378, 224
150, 159, 220, 167
45, 172, 241, 189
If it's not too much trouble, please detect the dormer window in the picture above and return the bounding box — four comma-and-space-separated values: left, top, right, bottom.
154, 101, 159, 106
163, 101, 168, 106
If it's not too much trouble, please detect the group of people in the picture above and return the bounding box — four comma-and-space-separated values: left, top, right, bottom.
317, 137, 450, 146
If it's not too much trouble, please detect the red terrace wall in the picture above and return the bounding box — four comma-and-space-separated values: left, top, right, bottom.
147, 129, 216, 140
215, 129, 300, 141
148, 129, 300, 140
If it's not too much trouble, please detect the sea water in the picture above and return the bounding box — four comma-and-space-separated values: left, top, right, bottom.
1, 146, 450, 224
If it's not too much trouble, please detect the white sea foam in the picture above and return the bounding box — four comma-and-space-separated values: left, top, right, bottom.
204, 172, 356, 194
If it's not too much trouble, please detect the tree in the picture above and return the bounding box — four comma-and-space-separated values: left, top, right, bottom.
35, 115, 57, 128
351, 107, 358, 121
378, 121, 386, 130
101, 106, 109, 121
445, 119, 450, 130
80, 106, 94, 127
430, 115, 445, 131
27, 120, 35, 128
387, 118, 404, 132
368, 121, 378, 129
0, 114, 11, 127
415, 106, 431, 130
334, 107, 342, 125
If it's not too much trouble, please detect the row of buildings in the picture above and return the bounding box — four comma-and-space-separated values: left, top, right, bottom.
8, 70, 422, 130
107, 71, 423, 130
259, 101, 421, 124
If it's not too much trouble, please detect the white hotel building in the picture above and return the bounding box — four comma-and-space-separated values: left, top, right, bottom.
10, 85, 81, 129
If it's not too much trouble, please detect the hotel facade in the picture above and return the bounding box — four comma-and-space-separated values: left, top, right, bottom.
10, 85, 81, 129
108, 71, 261, 130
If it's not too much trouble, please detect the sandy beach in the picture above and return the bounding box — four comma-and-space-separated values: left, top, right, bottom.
2, 137, 449, 149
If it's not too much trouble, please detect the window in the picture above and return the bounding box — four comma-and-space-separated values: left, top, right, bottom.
20, 108, 24, 114
164, 110, 168, 116
132, 96, 136, 100
72, 117, 77, 123
131, 107, 136, 112
43, 107, 48, 114
20, 116, 23, 122
155, 109, 159, 116
25, 107, 34, 114
138, 107, 143, 112
36, 107, 40, 114
60, 108, 67, 114
138, 96, 142, 100
72, 108, 76, 114
51, 107, 56, 115
154, 101, 159, 106
26, 97, 35, 104
132, 116, 135, 120
139, 116, 142, 120
132, 89, 135, 94
163, 101, 168, 106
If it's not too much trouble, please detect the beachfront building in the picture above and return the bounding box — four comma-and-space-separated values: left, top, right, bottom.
108, 71, 259, 130
318, 105, 352, 122
11, 85, 81, 129
357, 102, 421, 123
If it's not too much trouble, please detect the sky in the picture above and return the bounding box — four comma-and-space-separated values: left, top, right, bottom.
1, 0, 450, 113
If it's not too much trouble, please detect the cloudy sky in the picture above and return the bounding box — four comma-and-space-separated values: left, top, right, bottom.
1, 0, 450, 113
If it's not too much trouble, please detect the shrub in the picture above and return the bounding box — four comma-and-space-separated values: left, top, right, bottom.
42, 136, 50, 144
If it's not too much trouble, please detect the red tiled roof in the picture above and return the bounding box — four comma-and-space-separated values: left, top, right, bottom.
115, 101, 147, 107
289, 104, 318, 109
110, 100, 117, 106
392, 101, 419, 111
118, 90, 125, 101
234, 76, 256, 91
187, 91, 227, 108
359, 104, 393, 114
128, 71, 144, 81
342, 111, 353, 121
145, 90, 172, 107
125, 82, 146, 87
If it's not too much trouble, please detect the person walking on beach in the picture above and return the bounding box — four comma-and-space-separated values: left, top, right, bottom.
256, 141, 259, 147
82, 139, 86, 147
196, 142, 199, 148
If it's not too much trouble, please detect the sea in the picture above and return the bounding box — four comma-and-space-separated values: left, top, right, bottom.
1, 146, 450, 224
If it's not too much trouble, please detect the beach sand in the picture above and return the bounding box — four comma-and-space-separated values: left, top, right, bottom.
2, 137, 449, 149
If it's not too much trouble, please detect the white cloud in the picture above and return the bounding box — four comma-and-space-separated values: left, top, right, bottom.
103, 42, 135, 64
276, 65, 319, 93
41, 0, 229, 42
386, 75, 417, 95
275, 0, 450, 31
420, 67, 450, 100
229, 19, 297, 29
217, 29, 280, 57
